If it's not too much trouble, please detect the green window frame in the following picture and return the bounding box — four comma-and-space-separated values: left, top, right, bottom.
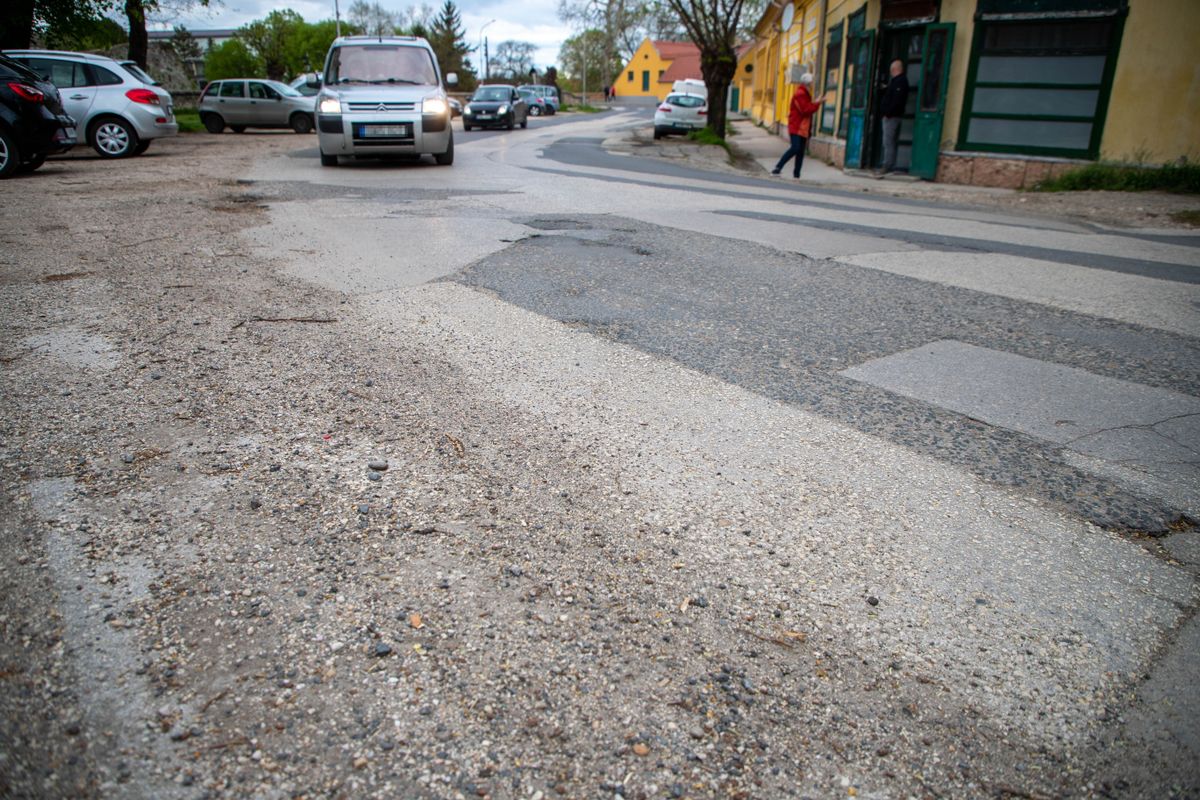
821, 22, 843, 134
642, 70, 650, 91
957, 11, 1126, 159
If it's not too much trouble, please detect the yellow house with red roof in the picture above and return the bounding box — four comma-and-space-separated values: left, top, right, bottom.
613, 39, 703, 102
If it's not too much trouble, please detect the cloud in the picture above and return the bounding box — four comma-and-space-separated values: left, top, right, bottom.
154, 0, 573, 69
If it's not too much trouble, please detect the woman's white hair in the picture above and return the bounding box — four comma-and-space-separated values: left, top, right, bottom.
799, 72, 814, 85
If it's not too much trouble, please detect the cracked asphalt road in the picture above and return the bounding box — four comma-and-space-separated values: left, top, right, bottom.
1, 120, 1197, 800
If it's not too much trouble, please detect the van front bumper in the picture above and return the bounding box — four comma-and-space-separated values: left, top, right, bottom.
317, 113, 451, 156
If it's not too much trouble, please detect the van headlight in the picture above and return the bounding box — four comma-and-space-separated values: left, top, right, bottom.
318, 95, 341, 114
422, 98, 447, 115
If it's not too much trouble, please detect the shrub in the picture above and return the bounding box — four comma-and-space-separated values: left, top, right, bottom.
1034, 160, 1200, 194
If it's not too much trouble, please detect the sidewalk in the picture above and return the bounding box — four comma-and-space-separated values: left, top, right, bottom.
609, 114, 1200, 230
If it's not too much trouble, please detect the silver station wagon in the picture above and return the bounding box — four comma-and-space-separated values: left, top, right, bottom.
314, 35, 457, 167
199, 79, 316, 134
4, 48, 175, 158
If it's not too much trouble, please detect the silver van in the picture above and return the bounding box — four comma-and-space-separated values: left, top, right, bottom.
314, 35, 457, 167
4, 49, 175, 158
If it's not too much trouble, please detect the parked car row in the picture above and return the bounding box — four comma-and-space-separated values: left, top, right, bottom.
1, 38, 568, 177
2, 48, 175, 166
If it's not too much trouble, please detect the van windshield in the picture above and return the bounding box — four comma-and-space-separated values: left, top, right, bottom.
327, 45, 437, 86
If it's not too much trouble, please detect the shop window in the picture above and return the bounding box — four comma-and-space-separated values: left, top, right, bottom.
821, 22, 842, 134
958, 16, 1123, 158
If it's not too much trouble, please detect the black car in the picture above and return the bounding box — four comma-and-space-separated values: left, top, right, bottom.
462, 85, 528, 131
0, 54, 76, 178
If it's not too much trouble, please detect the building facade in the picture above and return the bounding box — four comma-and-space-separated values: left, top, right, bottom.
736, 0, 1199, 187
614, 39, 703, 102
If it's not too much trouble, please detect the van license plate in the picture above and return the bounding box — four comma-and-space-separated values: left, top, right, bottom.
359, 124, 410, 137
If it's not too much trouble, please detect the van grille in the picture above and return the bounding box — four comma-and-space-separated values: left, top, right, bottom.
347, 101, 417, 113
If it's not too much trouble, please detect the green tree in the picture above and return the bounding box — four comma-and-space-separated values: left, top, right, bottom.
558, 29, 620, 92
427, 0, 476, 89
237, 9, 303, 80
204, 38, 263, 80
2, 0, 108, 49
558, 0, 645, 88
664, 0, 762, 139
44, 14, 127, 50
284, 19, 341, 78
489, 40, 536, 82
347, 0, 395, 36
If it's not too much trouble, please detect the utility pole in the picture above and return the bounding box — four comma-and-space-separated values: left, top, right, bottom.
334, 0, 341, 37
479, 19, 496, 82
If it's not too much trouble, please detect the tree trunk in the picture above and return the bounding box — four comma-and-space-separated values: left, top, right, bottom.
699, 46, 738, 140
125, 0, 149, 69
0, 0, 35, 49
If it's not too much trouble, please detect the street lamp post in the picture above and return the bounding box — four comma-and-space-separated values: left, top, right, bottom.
479, 19, 496, 82
334, 0, 341, 37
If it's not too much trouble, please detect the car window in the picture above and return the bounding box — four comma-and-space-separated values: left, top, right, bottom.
219, 81, 245, 98
120, 62, 159, 85
249, 81, 268, 99
327, 45, 437, 86
89, 65, 123, 86
272, 81, 302, 97
473, 87, 509, 101
668, 94, 705, 108
23, 57, 86, 88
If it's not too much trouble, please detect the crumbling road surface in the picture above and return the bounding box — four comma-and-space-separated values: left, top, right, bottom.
1, 130, 1197, 799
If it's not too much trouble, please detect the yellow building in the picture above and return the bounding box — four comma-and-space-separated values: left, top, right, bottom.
739, 0, 1200, 187
614, 39, 703, 102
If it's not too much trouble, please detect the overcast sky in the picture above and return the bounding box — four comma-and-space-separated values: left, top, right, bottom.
152, 0, 575, 70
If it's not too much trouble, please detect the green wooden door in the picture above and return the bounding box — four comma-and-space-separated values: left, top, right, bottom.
910, 23, 955, 179
844, 29, 875, 169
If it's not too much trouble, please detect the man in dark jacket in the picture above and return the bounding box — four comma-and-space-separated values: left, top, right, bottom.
877, 59, 909, 176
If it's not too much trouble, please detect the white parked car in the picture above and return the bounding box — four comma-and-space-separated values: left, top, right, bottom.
653, 91, 707, 139
3, 49, 176, 158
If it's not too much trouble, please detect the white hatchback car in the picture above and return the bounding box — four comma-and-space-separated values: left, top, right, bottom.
653, 91, 708, 140
4, 49, 176, 158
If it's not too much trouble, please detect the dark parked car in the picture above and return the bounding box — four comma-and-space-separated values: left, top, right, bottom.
0, 54, 76, 178
462, 85, 527, 131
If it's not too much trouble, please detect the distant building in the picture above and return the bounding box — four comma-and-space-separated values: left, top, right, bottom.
614, 39, 703, 102
737, 0, 1199, 187
146, 28, 237, 52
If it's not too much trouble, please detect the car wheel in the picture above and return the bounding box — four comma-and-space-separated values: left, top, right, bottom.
16, 152, 47, 174
434, 132, 453, 166
653, 126, 665, 140
520, 114, 527, 129
230, 125, 247, 134
319, 150, 338, 167
506, 115, 514, 131
463, 123, 471, 131
133, 141, 151, 155
0, 129, 21, 178
90, 117, 138, 158
529, 105, 541, 117
203, 114, 225, 133
290, 113, 314, 134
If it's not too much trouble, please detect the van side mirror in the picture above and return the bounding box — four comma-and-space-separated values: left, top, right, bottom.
305, 73, 320, 88
445, 72, 458, 86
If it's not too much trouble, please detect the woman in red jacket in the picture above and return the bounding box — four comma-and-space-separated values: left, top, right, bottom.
771, 72, 823, 179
